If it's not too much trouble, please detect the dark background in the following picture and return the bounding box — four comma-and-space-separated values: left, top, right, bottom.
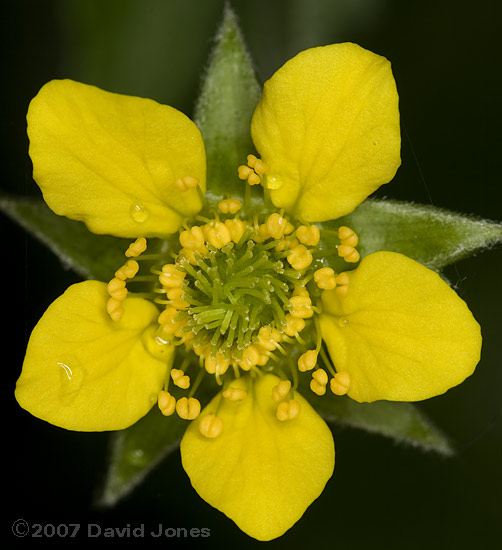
3, 0, 501, 547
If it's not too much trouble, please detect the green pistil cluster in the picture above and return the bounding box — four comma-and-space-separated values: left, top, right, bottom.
176, 235, 304, 359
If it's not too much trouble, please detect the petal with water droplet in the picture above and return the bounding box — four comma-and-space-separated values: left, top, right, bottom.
27, 80, 206, 237
15, 281, 172, 431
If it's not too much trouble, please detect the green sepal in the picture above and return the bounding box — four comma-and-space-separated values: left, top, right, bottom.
97, 407, 187, 507
0, 194, 129, 281
319, 199, 502, 271
194, 5, 261, 210
305, 391, 453, 455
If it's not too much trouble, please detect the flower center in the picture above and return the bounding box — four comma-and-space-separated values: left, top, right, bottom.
105, 158, 361, 435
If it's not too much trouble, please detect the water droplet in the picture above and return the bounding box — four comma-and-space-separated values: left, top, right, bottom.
338, 318, 348, 328
57, 359, 85, 404
130, 202, 150, 223
142, 327, 174, 360
265, 175, 283, 190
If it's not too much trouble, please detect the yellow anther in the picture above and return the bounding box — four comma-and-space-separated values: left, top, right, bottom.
246, 154, 258, 168
257, 326, 282, 351
199, 414, 224, 438
247, 172, 261, 186
175, 175, 199, 192
293, 286, 310, 298
157, 390, 176, 416
266, 213, 289, 240
225, 218, 247, 244
330, 371, 351, 396
115, 260, 139, 280
284, 221, 295, 235
222, 387, 248, 402
271, 380, 291, 402
338, 226, 357, 242
125, 237, 147, 258
158, 306, 186, 335
106, 297, 123, 322
179, 226, 207, 253
335, 272, 350, 297
312, 368, 328, 386
275, 235, 299, 252
314, 267, 337, 290
284, 313, 306, 336
239, 344, 268, 370
107, 277, 128, 300
344, 249, 360, 263
296, 225, 320, 246
218, 198, 242, 214
310, 379, 327, 396
238, 164, 253, 179
204, 222, 232, 249
287, 244, 313, 271
166, 287, 189, 310
178, 247, 198, 265
253, 223, 270, 243
170, 368, 190, 389
276, 399, 301, 421
338, 244, 358, 258
289, 295, 314, 319
176, 397, 201, 420
253, 158, 270, 175
204, 353, 230, 375
159, 264, 186, 288
298, 350, 318, 372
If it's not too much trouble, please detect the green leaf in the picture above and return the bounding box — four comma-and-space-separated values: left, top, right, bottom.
98, 408, 187, 507
305, 391, 454, 455
194, 4, 261, 207
320, 199, 502, 271
1, 194, 130, 281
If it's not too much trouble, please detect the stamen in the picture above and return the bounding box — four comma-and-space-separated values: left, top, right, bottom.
222, 386, 247, 401
218, 198, 242, 214
175, 176, 199, 192
115, 260, 139, 280
176, 397, 201, 420
296, 225, 320, 247
276, 399, 301, 421
159, 264, 186, 288
335, 272, 350, 297
171, 368, 190, 389
298, 350, 317, 372
287, 244, 313, 271
271, 380, 291, 402
314, 267, 337, 290
157, 390, 176, 416
199, 413, 224, 438
289, 295, 314, 319
330, 371, 351, 395
107, 277, 128, 300
337, 226, 360, 263
106, 297, 123, 322
125, 237, 147, 258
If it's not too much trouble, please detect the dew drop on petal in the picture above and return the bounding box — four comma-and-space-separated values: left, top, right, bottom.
265, 174, 283, 190
130, 202, 150, 223
338, 318, 348, 328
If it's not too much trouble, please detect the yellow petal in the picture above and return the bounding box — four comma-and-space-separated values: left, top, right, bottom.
180, 374, 334, 541
251, 43, 400, 221
27, 79, 206, 237
320, 252, 481, 402
15, 281, 172, 431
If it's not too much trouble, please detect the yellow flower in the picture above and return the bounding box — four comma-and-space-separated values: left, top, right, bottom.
15, 43, 481, 541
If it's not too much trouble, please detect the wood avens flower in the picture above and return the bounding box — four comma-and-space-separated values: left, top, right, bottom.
13, 21, 484, 544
